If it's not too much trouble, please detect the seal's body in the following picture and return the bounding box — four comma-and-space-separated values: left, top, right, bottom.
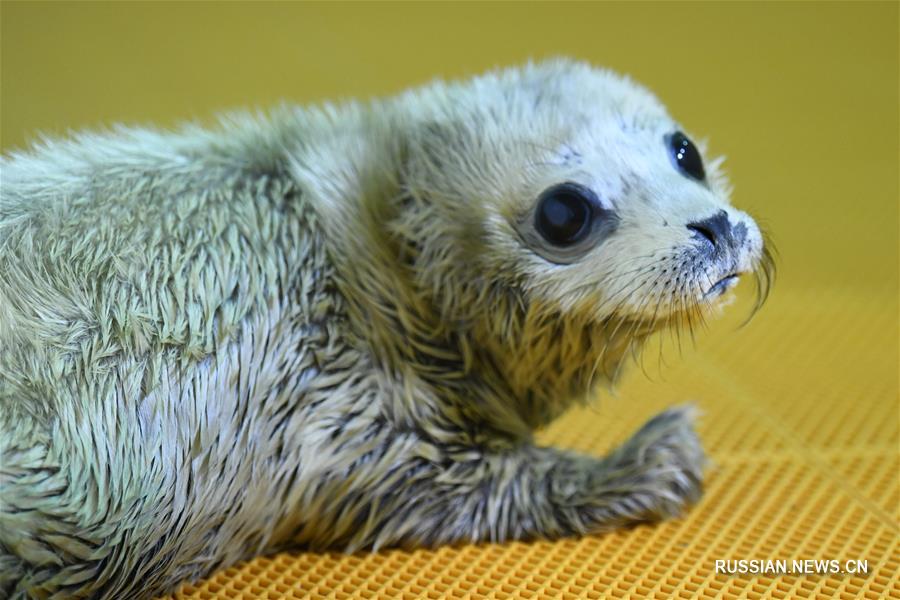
0, 60, 771, 599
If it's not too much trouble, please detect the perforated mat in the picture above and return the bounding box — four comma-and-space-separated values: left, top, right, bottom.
163, 287, 900, 600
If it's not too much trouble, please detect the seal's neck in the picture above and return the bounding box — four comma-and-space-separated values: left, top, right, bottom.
464, 294, 651, 430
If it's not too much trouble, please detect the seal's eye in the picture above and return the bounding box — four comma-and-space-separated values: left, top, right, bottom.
667, 131, 705, 181
534, 182, 596, 246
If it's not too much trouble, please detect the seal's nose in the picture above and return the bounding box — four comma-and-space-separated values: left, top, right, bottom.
687, 210, 732, 250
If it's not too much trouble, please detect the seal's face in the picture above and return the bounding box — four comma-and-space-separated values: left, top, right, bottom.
408, 61, 770, 328
514, 115, 767, 325
387, 59, 777, 413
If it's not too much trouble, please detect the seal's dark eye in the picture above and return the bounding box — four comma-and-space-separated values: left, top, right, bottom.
534, 183, 596, 246
667, 131, 705, 181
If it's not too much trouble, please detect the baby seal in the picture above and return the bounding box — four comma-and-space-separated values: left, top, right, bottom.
0, 59, 773, 599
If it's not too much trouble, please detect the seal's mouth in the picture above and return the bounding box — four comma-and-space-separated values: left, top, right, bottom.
703, 274, 739, 299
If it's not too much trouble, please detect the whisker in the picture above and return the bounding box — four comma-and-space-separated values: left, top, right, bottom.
740, 230, 777, 327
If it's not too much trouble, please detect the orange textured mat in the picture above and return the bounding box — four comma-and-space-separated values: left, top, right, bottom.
163, 287, 900, 600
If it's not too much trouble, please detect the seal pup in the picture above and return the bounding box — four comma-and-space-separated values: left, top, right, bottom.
0, 59, 773, 599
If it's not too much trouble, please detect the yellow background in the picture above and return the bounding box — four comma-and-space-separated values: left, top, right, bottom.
2, 2, 897, 599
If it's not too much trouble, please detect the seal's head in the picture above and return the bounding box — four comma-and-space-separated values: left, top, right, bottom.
392, 59, 773, 423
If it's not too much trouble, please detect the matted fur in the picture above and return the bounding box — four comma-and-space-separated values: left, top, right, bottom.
0, 59, 770, 599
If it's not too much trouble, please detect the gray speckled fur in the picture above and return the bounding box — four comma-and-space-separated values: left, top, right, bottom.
1, 60, 770, 599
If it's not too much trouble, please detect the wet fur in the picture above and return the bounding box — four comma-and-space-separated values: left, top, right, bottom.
0, 59, 769, 598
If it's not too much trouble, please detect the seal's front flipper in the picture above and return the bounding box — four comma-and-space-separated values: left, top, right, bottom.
342, 408, 705, 550
582, 406, 706, 528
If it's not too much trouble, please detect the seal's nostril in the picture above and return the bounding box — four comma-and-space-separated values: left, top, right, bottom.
687, 210, 731, 250
687, 223, 716, 247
